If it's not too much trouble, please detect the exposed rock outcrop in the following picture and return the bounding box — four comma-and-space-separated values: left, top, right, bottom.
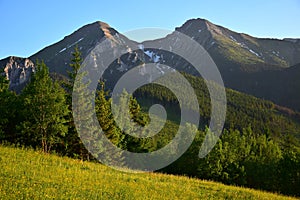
2, 56, 35, 90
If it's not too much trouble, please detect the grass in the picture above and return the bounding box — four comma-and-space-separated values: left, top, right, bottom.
0, 145, 297, 200
214, 35, 265, 66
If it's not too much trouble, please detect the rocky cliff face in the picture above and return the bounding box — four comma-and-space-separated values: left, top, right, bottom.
1, 56, 35, 90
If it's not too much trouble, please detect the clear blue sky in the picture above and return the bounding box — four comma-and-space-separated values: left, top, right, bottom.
1, 0, 300, 59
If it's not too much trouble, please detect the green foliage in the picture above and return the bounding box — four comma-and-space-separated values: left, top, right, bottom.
64, 45, 83, 94
166, 127, 300, 196
1, 48, 299, 197
134, 72, 300, 141
95, 82, 117, 140
69, 46, 82, 80
94, 82, 127, 166
17, 60, 69, 153
276, 145, 300, 195
0, 71, 18, 141
0, 71, 9, 92
63, 46, 91, 160
214, 35, 264, 66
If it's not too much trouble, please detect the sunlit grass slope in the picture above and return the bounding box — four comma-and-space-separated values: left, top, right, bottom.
0, 145, 297, 200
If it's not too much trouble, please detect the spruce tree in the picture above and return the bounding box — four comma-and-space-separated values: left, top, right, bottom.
64, 45, 91, 159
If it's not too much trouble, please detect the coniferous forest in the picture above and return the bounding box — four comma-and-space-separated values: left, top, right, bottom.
1, 47, 300, 197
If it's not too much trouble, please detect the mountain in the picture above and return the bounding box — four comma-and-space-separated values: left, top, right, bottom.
0, 18, 300, 111
30, 21, 120, 75
176, 18, 300, 73
0, 56, 35, 91
1, 19, 300, 197
233, 63, 300, 111
134, 72, 300, 140
171, 18, 300, 110
146, 19, 300, 111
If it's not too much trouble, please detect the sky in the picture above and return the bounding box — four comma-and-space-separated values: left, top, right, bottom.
0, 0, 300, 59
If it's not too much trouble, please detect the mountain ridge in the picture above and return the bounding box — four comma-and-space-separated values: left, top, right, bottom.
29, 21, 118, 75
1, 18, 300, 110
176, 18, 300, 71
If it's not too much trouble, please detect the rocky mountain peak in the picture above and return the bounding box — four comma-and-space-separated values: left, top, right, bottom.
176, 18, 208, 32
2, 56, 35, 90
28, 20, 121, 76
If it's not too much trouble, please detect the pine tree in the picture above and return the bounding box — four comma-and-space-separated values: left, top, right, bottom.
95, 81, 117, 139
129, 95, 147, 126
64, 45, 91, 159
18, 60, 69, 153
94, 82, 128, 166
64, 45, 82, 92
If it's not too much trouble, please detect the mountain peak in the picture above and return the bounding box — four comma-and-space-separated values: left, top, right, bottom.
97, 21, 116, 40
96, 21, 111, 28
176, 18, 209, 31
73, 21, 118, 37
28, 20, 120, 76
86, 21, 111, 30
175, 18, 230, 42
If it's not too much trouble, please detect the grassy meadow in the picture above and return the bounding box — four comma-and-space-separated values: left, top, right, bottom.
0, 145, 297, 200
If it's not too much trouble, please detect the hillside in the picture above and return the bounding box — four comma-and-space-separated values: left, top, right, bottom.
144, 18, 300, 110
0, 145, 297, 200
0, 18, 299, 198
235, 63, 300, 112
29, 21, 121, 76
176, 18, 300, 72
134, 72, 300, 141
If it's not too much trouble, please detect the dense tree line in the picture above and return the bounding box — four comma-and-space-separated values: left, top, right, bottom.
0, 47, 299, 196
134, 72, 300, 144
165, 126, 300, 196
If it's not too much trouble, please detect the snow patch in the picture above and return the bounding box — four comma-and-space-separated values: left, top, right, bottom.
144, 50, 160, 63
237, 42, 248, 49
144, 50, 154, 58
153, 55, 160, 63
229, 35, 237, 42
68, 37, 84, 48
59, 48, 66, 53
272, 51, 280, 56
249, 49, 261, 57
138, 44, 144, 50
57, 37, 84, 54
